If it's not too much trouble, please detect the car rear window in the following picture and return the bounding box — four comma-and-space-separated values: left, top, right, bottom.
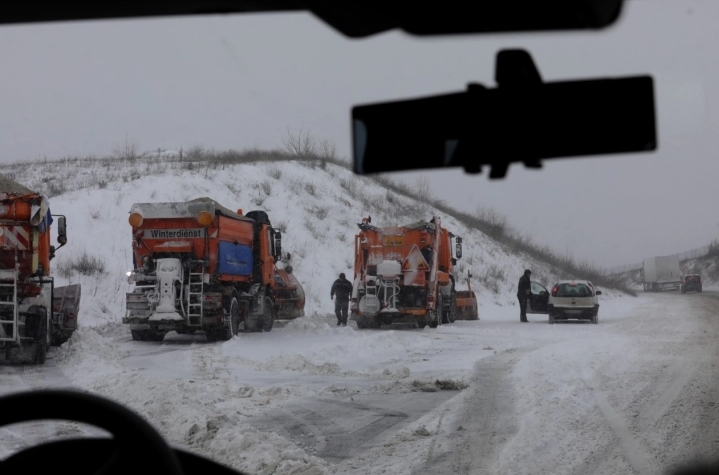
556, 283, 593, 298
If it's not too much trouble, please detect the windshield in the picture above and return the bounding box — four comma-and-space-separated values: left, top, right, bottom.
1, 2, 719, 475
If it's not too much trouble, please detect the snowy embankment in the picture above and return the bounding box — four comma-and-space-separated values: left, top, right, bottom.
4, 155, 628, 325
0, 155, 640, 474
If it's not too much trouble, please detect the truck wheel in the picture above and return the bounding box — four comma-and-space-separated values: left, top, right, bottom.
131, 330, 146, 341
417, 321, 427, 329
447, 294, 457, 324
428, 306, 440, 329
261, 297, 274, 332
592, 313, 599, 324
146, 330, 166, 342
356, 318, 367, 329
206, 326, 232, 342
32, 313, 48, 365
436, 293, 445, 325
228, 297, 241, 336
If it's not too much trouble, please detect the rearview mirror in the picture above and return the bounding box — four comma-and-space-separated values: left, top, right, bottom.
353, 49, 656, 178
455, 243, 462, 259
596, 290, 602, 295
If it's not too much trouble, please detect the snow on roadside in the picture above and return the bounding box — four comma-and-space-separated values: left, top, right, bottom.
56, 326, 334, 474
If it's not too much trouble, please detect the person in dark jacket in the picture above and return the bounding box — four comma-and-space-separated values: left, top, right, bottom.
517, 269, 532, 322
331, 273, 353, 326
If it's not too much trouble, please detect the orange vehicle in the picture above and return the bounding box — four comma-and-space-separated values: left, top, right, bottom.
124, 198, 304, 342
0, 187, 80, 364
351, 215, 474, 329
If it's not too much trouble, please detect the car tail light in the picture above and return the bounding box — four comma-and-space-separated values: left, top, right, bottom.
551, 285, 559, 297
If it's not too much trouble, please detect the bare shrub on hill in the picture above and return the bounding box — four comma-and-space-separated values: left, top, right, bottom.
339, 178, 357, 197
274, 220, 288, 233
114, 135, 139, 161
415, 176, 432, 202
304, 221, 326, 244
56, 251, 107, 278
478, 264, 506, 294
268, 165, 283, 180
308, 206, 329, 221
46, 180, 68, 197
282, 128, 317, 159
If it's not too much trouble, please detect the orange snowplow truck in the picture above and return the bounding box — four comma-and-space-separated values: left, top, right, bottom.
0, 190, 80, 364
351, 215, 474, 329
124, 198, 305, 342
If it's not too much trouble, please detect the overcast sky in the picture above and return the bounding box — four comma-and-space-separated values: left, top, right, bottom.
0, 0, 718, 268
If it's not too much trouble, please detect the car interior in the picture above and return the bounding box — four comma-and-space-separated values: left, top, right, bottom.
0, 2, 716, 475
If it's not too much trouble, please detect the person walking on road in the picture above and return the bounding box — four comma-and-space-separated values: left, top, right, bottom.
331, 273, 353, 326
517, 269, 531, 323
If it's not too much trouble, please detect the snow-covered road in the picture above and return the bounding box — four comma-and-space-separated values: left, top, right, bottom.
2, 291, 718, 475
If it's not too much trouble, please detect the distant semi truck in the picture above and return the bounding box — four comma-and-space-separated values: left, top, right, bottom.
642, 255, 682, 291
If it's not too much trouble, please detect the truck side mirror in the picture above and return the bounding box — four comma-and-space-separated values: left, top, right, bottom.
274, 230, 282, 259
49, 245, 56, 260
454, 236, 463, 259
57, 216, 67, 246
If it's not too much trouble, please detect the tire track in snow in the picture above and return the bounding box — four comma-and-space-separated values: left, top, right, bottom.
573, 292, 719, 475
252, 397, 409, 463
579, 371, 656, 475
413, 347, 529, 475
573, 360, 695, 475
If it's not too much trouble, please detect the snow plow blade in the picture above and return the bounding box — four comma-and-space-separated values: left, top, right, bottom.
455, 290, 478, 320
51, 283, 81, 346
274, 269, 306, 319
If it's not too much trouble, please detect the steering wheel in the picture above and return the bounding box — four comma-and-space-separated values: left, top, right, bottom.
0, 389, 183, 475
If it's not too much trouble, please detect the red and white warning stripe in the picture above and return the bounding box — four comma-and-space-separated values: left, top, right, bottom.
0, 226, 30, 250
